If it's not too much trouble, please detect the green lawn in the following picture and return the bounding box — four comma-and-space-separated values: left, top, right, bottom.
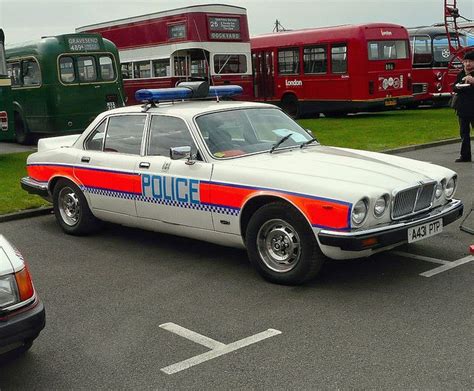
0, 151, 50, 214
0, 108, 461, 215
299, 107, 459, 151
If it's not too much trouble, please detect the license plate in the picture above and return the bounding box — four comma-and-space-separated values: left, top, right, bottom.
384, 98, 397, 107
408, 219, 443, 243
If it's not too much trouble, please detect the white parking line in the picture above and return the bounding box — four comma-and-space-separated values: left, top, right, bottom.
391, 251, 449, 265
419, 255, 474, 278
159, 323, 281, 375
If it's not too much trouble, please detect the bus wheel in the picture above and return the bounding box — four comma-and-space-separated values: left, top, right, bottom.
281, 95, 300, 119
14, 113, 34, 145
53, 179, 102, 236
245, 202, 325, 285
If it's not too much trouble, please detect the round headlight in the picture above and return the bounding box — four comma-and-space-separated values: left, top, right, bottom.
436, 72, 443, 81
445, 177, 456, 199
435, 181, 444, 199
352, 199, 368, 225
374, 195, 388, 217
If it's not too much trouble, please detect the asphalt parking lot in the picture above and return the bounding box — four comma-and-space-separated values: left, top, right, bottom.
0, 142, 472, 389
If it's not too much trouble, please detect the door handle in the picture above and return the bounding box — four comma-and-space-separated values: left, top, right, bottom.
139, 162, 150, 169
81, 156, 90, 163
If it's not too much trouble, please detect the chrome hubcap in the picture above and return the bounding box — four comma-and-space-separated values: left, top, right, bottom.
58, 187, 80, 226
257, 219, 301, 273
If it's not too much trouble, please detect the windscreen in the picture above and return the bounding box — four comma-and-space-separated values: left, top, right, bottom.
433, 35, 467, 64
195, 108, 313, 159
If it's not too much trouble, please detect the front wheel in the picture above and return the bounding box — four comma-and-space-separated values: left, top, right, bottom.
246, 202, 325, 285
53, 179, 101, 235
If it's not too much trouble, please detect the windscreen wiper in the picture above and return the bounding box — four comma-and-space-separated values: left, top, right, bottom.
300, 138, 319, 149
270, 133, 293, 153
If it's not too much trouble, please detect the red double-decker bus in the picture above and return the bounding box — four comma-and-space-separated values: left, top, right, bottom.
251, 23, 413, 117
408, 25, 467, 107
77, 4, 252, 104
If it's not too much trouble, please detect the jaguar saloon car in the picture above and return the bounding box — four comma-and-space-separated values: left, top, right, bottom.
21, 83, 463, 285
0, 235, 45, 357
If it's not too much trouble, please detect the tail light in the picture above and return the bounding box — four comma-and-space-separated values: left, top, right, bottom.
14, 266, 35, 302
0, 111, 8, 131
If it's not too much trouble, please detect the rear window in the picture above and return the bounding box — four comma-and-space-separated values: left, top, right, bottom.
368, 40, 409, 60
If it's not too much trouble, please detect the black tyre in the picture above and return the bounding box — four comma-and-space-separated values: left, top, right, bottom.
246, 202, 325, 285
14, 113, 34, 145
52, 179, 101, 235
281, 95, 300, 119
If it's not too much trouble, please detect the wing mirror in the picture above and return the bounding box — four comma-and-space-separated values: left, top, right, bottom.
170, 146, 196, 165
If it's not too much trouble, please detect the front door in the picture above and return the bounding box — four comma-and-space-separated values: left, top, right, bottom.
135, 114, 213, 230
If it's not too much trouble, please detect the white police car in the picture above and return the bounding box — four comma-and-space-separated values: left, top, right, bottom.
0, 235, 45, 357
21, 82, 463, 285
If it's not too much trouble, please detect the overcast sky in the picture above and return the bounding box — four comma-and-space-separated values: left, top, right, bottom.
1, 0, 473, 44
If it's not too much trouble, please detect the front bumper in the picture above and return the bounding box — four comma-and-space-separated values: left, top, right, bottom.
0, 298, 46, 354
21, 177, 50, 200
318, 199, 463, 257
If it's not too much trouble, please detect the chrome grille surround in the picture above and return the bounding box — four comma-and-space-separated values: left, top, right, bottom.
391, 181, 436, 220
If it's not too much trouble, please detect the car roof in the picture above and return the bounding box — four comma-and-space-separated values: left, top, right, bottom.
106, 99, 277, 118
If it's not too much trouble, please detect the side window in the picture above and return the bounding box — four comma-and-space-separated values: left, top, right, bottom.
303, 46, 327, 74
121, 62, 132, 79
7, 62, 21, 86
331, 44, 347, 74
213, 54, 247, 74
278, 48, 299, 75
412, 36, 433, 65
148, 116, 196, 157
99, 56, 115, 81
60, 57, 75, 83
133, 61, 151, 79
77, 56, 97, 82
22, 59, 41, 86
103, 115, 146, 155
85, 120, 107, 151
152, 59, 170, 77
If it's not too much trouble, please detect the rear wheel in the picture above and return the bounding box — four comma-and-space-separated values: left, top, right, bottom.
281, 95, 300, 119
246, 202, 325, 285
14, 113, 34, 145
53, 179, 101, 235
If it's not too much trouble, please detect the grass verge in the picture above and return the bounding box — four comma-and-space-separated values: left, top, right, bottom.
0, 151, 50, 215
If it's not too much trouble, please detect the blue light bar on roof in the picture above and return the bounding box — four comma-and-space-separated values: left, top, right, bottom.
135, 87, 193, 102
209, 85, 243, 97
135, 82, 243, 103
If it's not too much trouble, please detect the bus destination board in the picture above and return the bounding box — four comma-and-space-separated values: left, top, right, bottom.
208, 17, 241, 40
67, 37, 100, 51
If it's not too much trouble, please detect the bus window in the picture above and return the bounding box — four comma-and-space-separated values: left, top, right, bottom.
22, 59, 41, 86
331, 44, 347, 73
412, 36, 432, 65
213, 54, 247, 74
134, 61, 151, 79
303, 45, 327, 74
152, 59, 170, 77
278, 48, 299, 75
99, 56, 115, 81
7, 61, 22, 86
368, 41, 408, 60
77, 56, 97, 82
121, 62, 132, 79
59, 56, 75, 83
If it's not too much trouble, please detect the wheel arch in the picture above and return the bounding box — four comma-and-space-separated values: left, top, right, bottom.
240, 193, 314, 243
48, 175, 88, 203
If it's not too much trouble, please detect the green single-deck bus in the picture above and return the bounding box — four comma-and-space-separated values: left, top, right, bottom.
0, 29, 14, 141
5, 33, 125, 144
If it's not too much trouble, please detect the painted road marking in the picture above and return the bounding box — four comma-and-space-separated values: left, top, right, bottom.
159, 322, 282, 375
420, 255, 474, 277
391, 251, 474, 277
391, 251, 449, 265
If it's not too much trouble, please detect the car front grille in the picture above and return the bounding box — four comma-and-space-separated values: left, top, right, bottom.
392, 182, 436, 219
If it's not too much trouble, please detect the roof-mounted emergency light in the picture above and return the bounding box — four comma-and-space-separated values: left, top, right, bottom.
135, 81, 243, 103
